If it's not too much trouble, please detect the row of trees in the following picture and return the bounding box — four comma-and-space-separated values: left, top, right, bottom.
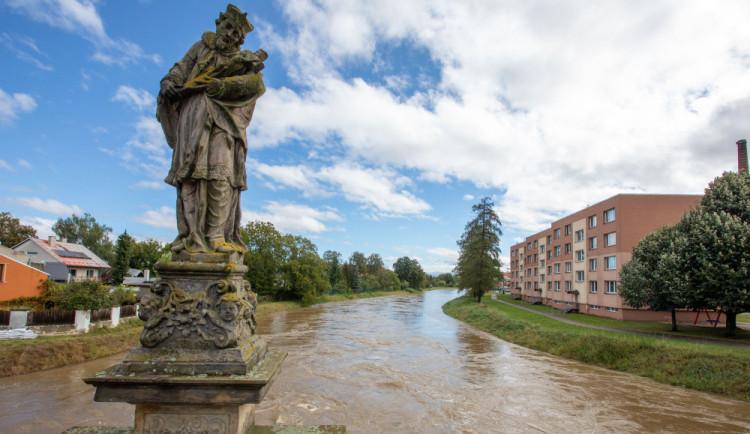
620, 171, 750, 336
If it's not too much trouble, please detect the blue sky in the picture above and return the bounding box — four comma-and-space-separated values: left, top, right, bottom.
1, 0, 749, 274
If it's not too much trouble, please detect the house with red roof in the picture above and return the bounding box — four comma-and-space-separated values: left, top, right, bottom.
12, 236, 110, 283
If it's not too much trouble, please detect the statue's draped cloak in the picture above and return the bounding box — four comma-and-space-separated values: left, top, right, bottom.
158, 32, 265, 191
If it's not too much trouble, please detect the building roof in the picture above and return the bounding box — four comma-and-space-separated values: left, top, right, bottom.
26, 238, 110, 269
0, 253, 50, 277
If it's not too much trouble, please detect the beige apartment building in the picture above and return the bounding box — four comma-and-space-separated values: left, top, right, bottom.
509, 194, 701, 321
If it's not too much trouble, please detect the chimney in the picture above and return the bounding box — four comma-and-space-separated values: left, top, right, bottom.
48, 236, 56, 248
144, 269, 150, 281
737, 139, 748, 174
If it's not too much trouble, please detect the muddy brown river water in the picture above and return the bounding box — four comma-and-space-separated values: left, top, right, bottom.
1, 289, 749, 433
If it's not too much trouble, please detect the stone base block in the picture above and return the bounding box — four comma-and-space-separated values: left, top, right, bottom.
134, 403, 254, 434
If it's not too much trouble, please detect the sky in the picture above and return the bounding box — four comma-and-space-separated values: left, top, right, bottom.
1, 0, 749, 275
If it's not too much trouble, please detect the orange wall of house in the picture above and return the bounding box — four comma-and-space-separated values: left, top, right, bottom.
0, 256, 48, 301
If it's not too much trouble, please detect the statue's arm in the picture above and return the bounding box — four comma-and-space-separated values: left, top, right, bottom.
206, 73, 265, 101
159, 41, 204, 100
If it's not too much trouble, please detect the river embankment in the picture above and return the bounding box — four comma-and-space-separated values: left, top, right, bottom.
0, 289, 423, 377
442, 295, 750, 401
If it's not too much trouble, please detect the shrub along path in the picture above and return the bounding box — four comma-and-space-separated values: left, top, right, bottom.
491, 294, 750, 349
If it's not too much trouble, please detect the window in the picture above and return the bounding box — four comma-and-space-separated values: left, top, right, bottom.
527, 268, 532, 276
534, 282, 539, 290
533, 254, 538, 262
565, 224, 571, 235
565, 262, 572, 272
565, 281, 572, 291
576, 270, 584, 282
555, 281, 561, 291
511, 250, 516, 257
566, 302, 574, 306
528, 256, 532, 264
527, 242, 532, 249
554, 263, 561, 273
605, 280, 617, 294
527, 282, 531, 290
548, 282, 553, 290
588, 215, 597, 228
554, 228, 561, 239
575, 230, 584, 242
534, 268, 538, 276
604, 232, 616, 247
540, 245, 545, 253
548, 266, 552, 274
540, 259, 545, 267
555, 300, 562, 304
606, 306, 619, 312
70, 269, 77, 277
589, 236, 598, 250
590, 258, 598, 271
0, 263, 5, 282
604, 208, 616, 223
534, 240, 538, 248
541, 274, 545, 282
590, 304, 601, 310
548, 251, 552, 259
565, 243, 572, 254
605, 256, 616, 270
86, 269, 94, 278
554, 246, 561, 256
547, 235, 552, 244
575, 250, 584, 262
590, 281, 598, 293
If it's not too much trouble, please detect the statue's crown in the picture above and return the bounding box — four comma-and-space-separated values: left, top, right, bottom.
221, 4, 253, 34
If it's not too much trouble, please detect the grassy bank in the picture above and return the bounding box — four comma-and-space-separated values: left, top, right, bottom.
443, 295, 750, 401
0, 289, 420, 377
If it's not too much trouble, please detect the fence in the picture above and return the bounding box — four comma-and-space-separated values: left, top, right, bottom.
27, 310, 75, 326
1, 305, 138, 334
91, 308, 112, 322
121, 305, 137, 317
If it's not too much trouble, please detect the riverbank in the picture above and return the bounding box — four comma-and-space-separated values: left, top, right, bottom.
0, 289, 424, 377
443, 295, 750, 401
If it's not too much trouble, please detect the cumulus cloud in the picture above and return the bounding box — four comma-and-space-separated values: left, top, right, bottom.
10, 197, 82, 215
0, 88, 36, 125
19, 216, 57, 238
6, 0, 160, 66
135, 206, 176, 229
252, 0, 750, 234
112, 86, 156, 112
242, 201, 343, 234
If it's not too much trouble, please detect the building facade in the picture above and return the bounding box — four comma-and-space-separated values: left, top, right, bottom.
0, 251, 49, 302
509, 194, 701, 320
13, 236, 110, 283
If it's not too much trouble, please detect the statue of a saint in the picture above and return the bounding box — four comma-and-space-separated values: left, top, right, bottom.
157, 4, 266, 256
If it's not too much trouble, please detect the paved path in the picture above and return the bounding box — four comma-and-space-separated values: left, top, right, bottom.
489, 294, 750, 349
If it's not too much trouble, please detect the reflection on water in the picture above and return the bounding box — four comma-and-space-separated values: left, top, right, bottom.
1, 289, 749, 433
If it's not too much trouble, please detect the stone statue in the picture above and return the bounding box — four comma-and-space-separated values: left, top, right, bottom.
157, 3, 266, 256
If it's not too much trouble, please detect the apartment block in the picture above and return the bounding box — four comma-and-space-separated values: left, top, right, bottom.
509, 194, 701, 320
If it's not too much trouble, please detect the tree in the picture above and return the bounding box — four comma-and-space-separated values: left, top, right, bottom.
438, 273, 456, 287
111, 231, 134, 285
454, 197, 503, 303
0, 211, 37, 247
52, 213, 115, 263
393, 256, 426, 290
619, 225, 685, 331
365, 253, 384, 275
241, 221, 285, 299
278, 234, 329, 300
349, 251, 367, 274
50, 280, 112, 311
323, 250, 343, 287
130, 239, 169, 276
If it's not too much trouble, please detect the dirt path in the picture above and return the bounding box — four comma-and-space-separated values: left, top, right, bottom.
490, 295, 750, 349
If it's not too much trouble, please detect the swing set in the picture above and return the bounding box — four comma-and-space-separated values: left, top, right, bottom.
693, 309, 724, 327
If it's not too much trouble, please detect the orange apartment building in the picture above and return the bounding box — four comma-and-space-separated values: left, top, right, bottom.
509, 194, 702, 321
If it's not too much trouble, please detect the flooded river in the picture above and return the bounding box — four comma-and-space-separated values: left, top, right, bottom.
1, 289, 749, 433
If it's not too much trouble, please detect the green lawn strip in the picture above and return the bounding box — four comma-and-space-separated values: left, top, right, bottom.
496, 294, 750, 344
739, 313, 750, 323
443, 295, 750, 401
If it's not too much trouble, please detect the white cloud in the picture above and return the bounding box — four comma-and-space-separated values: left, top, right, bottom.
0, 160, 13, 171
242, 201, 343, 234
112, 86, 156, 112
463, 194, 474, 201
0, 88, 36, 125
0, 32, 53, 71
105, 116, 170, 186
17, 159, 32, 169
134, 206, 176, 229
10, 197, 82, 215
130, 180, 167, 190
253, 0, 750, 235
6, 0, 160, 66
19, 216, 56, 239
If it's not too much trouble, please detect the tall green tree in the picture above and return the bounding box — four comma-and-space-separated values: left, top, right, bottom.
278, 235, 329, 300
365, 253, 385, 275
619, 225, 685, 331
52, 213, 115, 263
349, 251, 367, 274
241, 221, 285, 299
0, 211, 37, 247
393, 256, 426, 290
129, 239, 169, 276
111, 231, 134, 285
323, 250, 343, 287
454, 197, 503, 303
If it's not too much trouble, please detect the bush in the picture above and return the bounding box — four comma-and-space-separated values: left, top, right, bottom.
110, 284, 137, 306
50, 280, 113, 311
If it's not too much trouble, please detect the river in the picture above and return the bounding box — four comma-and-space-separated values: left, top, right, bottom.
1, 289, 749, 433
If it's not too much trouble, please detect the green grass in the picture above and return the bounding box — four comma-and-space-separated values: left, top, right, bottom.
444, 295, 750, 401
496, 294, 750, 344
739, 313, 750, 323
